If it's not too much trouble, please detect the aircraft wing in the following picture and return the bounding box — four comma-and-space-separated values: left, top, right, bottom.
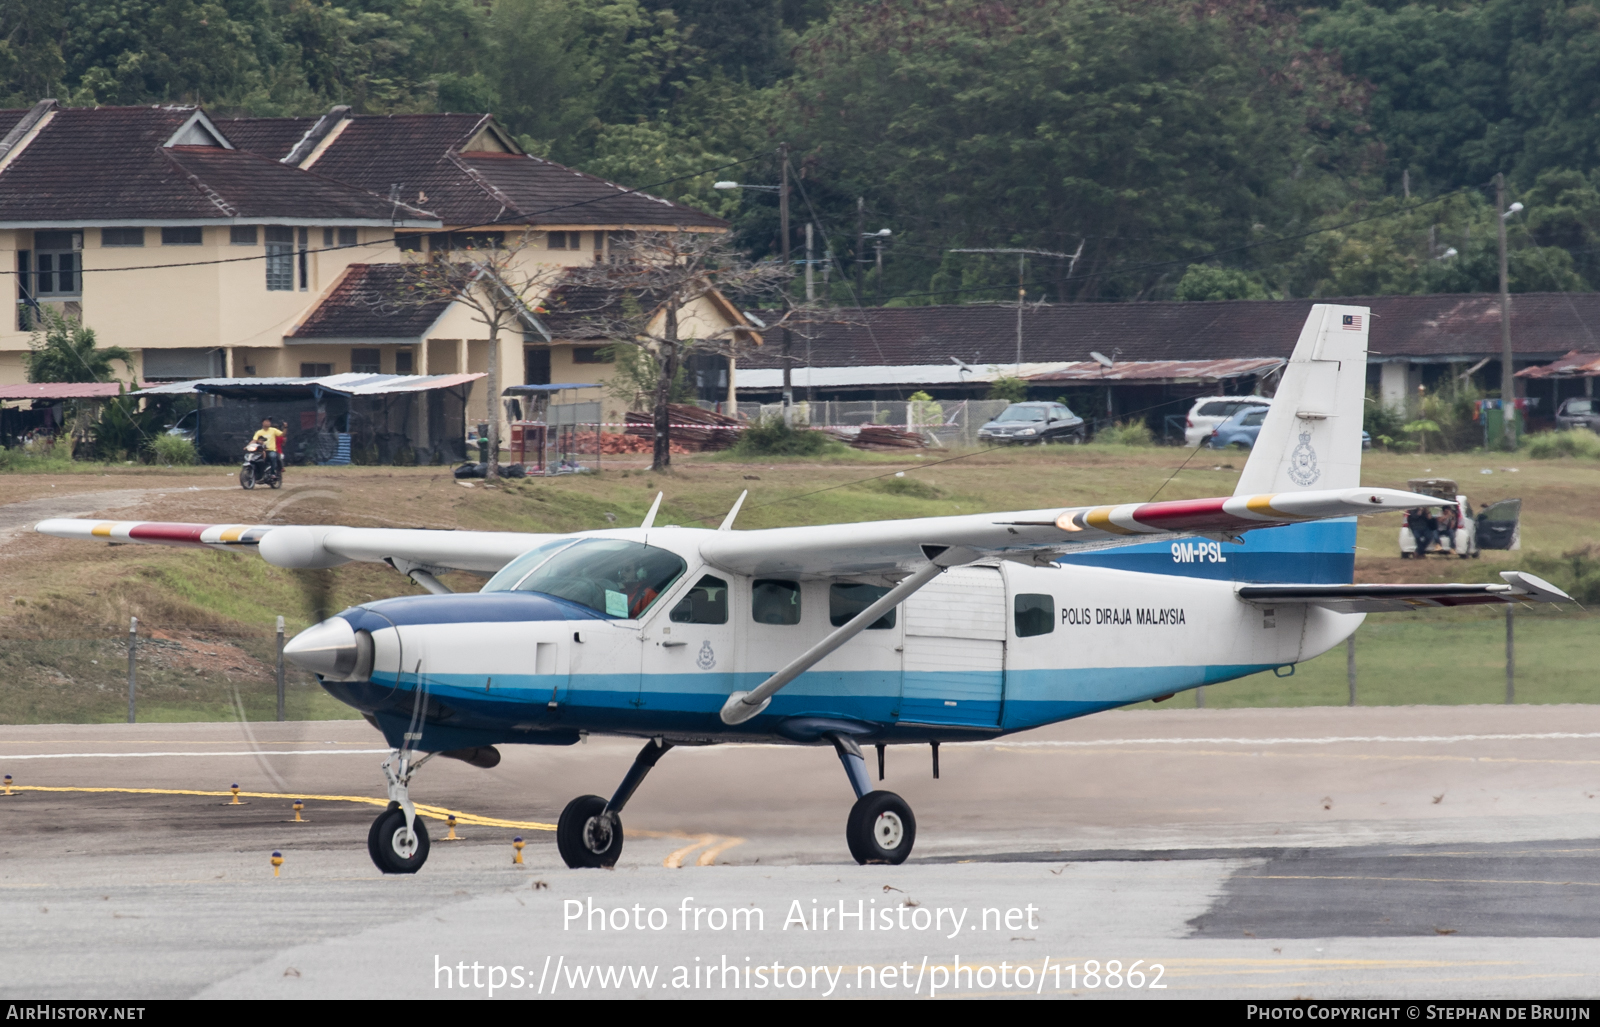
32, 519, 554, 576
696, 486, 1440, 577
1236, 572, 1571, 612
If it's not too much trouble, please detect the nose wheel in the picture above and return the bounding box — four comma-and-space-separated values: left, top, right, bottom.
368, 802, 431, 873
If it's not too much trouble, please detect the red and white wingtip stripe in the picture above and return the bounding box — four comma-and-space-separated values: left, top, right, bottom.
1056, 487, 1440, 537
35, 519, 275, 550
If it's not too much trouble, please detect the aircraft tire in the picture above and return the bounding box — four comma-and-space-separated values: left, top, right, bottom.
557, 794, 623, 869
368, 805, 430, 874
846, 790, 916, 865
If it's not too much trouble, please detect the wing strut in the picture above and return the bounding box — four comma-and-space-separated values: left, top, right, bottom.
719, 546, 978, 726
640, 492, 664, 529
718, 490, 748, 532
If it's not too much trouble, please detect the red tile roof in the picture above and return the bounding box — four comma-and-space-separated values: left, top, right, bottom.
221, 111, 727, 231
0, 105, 438, 225
288, 264, 453, 341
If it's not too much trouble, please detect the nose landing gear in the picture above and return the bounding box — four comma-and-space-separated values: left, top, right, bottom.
367, 750, 434, 874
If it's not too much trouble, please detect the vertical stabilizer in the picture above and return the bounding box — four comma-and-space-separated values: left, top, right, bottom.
1234, 304, 1369, 497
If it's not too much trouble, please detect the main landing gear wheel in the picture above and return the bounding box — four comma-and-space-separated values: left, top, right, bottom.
846, 790, 916, 865
368, 802, 430, 874
557, 794, 623, 868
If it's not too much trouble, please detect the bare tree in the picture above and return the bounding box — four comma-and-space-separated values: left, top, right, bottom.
396, 232, 565, 480
560, 230, 793, 471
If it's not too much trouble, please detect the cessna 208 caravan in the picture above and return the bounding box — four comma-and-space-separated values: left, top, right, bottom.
39, 305, 1570, 872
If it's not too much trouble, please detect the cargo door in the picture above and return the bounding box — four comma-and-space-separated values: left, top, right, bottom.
899, 565, 1005, 727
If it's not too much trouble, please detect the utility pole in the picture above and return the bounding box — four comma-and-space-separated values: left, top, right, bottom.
805, 222, 815, 303
1497, 173, 1516, 450
780, 144, 793, 416
874, 235, 885, 306
1016, 252, 1026, 375
855, 197, 865, 299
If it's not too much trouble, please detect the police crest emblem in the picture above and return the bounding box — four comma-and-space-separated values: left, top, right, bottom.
696, 640, 716, 670
1287, 430, 1321, 486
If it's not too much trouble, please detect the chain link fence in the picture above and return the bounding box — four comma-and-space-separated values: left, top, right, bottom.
734, 399, 1013, 447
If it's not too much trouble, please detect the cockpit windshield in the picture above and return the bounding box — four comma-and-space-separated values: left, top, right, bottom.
498, 539, 686, 619
480, 538, 578, 592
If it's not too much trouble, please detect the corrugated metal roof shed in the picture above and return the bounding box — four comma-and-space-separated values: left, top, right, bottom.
1516, 351, 1600, 378
1029, 357, 1285, 383
132, 373, 483, 397
0, 382, 145, 400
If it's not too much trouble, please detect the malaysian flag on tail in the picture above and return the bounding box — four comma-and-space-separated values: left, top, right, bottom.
1341, 314, 1363, 331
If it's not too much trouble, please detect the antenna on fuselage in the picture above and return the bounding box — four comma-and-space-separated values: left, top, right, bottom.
640, 492, 664, 529
718, 490, 749, 532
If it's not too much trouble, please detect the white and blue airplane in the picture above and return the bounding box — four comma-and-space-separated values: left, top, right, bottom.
39, 305, 1569, 872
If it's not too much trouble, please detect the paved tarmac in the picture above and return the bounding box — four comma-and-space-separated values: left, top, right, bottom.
3, 705, 1599, 999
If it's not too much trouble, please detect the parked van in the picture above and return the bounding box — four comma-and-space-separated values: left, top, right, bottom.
1184, 396, 1270, 448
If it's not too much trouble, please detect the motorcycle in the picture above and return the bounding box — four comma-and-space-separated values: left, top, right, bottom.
240, 441, 282, 489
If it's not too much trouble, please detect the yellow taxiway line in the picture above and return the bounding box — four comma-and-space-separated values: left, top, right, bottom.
8, 785, 748, 865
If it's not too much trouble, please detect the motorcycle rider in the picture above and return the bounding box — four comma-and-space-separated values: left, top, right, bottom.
251, 418, 284, 481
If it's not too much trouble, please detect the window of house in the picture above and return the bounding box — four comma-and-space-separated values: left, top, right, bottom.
324, 227, 358, 248
101, 228, 144, 247
572, 347, 614, 364
670, 575, 729, 624
525, 348, 551, 386
1014, 594, 1055, 638
300, 362, 332, 376
752, 579, 801, 625
397, 233, 425, 252
298, 227, 309, 290
161, 226, 202, 245
432, 232, 503, 252
32, 231, 81, 298
230, 226, 257, 245
395, 350, 414, 375
350, 349, 381, 373
266, 227, 295, 290
829, 583, 896, 629
546, 231, 582, 250
339, 227, 358, 247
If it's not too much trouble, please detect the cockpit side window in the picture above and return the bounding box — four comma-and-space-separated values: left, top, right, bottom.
480, 538, 578, 592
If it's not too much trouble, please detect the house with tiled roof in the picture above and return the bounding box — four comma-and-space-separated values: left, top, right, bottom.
1, 100, 739, 444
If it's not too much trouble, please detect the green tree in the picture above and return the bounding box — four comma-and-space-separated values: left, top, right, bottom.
1175, 265, 1271, 301
25, 310, 131, 384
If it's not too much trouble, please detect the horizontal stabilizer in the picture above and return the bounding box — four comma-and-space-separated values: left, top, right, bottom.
1237, 571, 1571, 613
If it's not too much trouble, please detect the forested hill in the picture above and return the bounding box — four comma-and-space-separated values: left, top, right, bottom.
6, 0, 1600, 305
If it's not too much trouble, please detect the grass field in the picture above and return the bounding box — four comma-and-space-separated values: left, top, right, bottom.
1, 443, 1596, 722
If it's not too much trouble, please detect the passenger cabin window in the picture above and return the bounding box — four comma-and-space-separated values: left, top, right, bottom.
829, 583, 896, 629
1014, 594, 1055, 637
670, 575, 729, 624
752, 579, 801, 625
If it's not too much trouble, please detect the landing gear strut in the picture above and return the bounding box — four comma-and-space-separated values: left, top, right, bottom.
557, 738, 674, 869
831, 734, 916, 865
368, 750, 433, 874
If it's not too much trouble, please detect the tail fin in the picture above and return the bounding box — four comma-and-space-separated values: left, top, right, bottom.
1235, 304, 1369, 497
